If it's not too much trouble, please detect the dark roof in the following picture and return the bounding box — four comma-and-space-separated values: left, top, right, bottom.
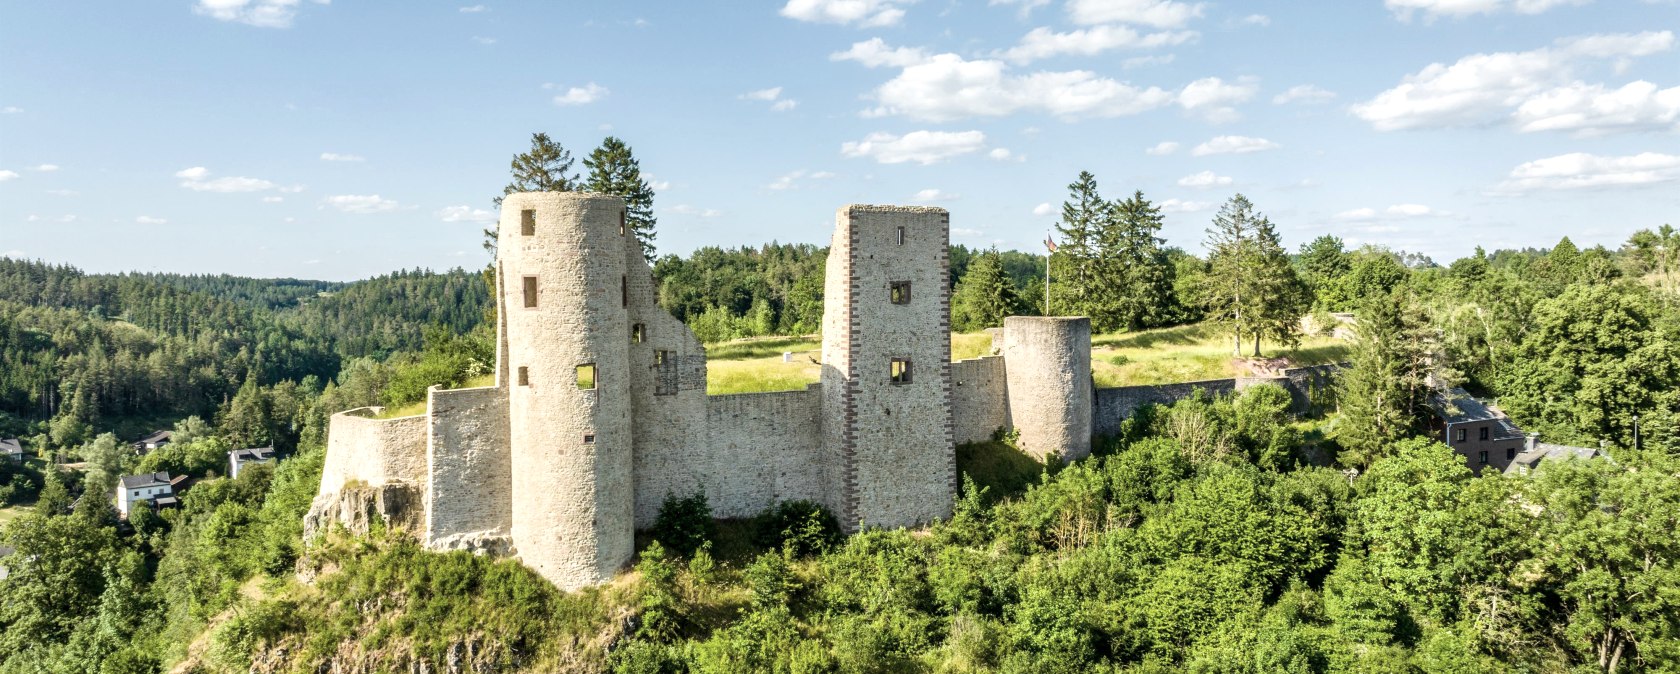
0, 438, 20, 454
230, 446, 276, 462
152, 496, 180, 508
1426, 388, 1504, 424
1506, 443, 1602, 474
134, 430, 172, 445
119, 472, 172, 489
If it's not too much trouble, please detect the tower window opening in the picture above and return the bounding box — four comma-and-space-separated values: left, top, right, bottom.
622, 275, 628, 307
890, 281, 911, 305
583, 433, 595, 444
890, 358, 912, 385
619, 209, 627, 235
631, 323, 645, 343
896, 226, 905, 246
517, 366, 530, 386
520, 209, 536, 236
576, 364, 596, 390
522, 276, 538, 308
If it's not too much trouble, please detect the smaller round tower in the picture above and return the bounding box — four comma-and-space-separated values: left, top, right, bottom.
1002, 316, 1093, 462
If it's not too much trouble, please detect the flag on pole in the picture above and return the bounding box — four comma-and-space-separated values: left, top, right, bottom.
1044, 235, 1057, 253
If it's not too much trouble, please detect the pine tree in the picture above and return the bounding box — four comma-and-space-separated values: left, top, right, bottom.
1335, 290, 1436, 468
952, 247, 1021, 331
486, 133, 580, 253
1052, 171, 1105, 318
584, 136, 659, 263
1250, 217, 1309, 356
1204, 194, 1263, 356
1100, 191, 1174, 331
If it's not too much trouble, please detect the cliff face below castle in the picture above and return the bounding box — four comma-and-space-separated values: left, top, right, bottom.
302, 481, 424, 541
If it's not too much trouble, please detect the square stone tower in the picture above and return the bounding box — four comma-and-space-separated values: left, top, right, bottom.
820, 205, 955, 531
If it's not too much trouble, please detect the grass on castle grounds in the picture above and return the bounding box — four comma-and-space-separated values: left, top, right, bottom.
705, 333, 994, 395
1090, 322, 1351, 388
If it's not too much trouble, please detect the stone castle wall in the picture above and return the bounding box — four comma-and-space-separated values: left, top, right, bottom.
700, 387, 826, 518
1090, 364, 1343, 438
1003, 317, 1093, 462
425, 384, 511, 551
950, 356, 1009, 444
319, 407, 427, 490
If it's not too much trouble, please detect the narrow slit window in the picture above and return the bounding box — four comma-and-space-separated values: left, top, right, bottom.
621, 275, 628, 307
631, 323, 645, 343
520, 209, 536, 236
522, 276, 538, 308
517, 366, 530, 386
890, 358, 912, 385
576, 364, 596, 390
896, 226, 905, 246
890, 281, 911, 305
619, 209, 627, 235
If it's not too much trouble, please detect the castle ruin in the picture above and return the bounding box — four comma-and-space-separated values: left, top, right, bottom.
307, 192, 1334, 590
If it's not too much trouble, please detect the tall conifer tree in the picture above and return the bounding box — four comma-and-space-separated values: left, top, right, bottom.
1100, 190, 1174, 331
584, 136, 659, 263
486, 133, 580, 254
1052, 171, 1105, 319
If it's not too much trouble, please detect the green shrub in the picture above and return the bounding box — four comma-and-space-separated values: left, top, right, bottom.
652, 491, 715, 558
756, 500, 841, 558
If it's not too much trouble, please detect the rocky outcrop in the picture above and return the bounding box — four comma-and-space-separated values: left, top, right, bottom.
303, 481, 424, 541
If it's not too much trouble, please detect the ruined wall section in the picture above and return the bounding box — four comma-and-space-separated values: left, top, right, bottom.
823, 206, 955, 531
1091, 364, 1345, 437
425, 384, 511, 553
625, 232, 712, 528
951, 356, 1009, 445
501, 192, 634, 591
319, 408, 428, 490
700, 386, 825, 518
1003, 317, 1093, 462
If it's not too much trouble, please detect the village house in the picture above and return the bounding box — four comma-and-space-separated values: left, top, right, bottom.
116, 471, 179, 517
228, 446, 275, 479
131, 430, 172, 455
0, 438, 22, 463
1426, 387, 1602, 475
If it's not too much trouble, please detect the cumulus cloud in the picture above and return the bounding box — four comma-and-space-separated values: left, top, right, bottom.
996, 25, 1197, 64
436, 205, 494, 223
1177, 76, 1259, 122
912, 188, 959, 202
669, 204, 722, 218
1158, 198, 1213, 212
863, 53, 1175, 121
1385, 0, 1591, 22
1238, 13, 1269, 26
767, 169, 836, 190
1273, 84, 1336, 105
1067, 0, 1206, 28
320, 152, 365, 162
991, 0, 1052, 17
135, 216, 168, 225
741, 87, 799, 112
32, 164, 59, 172
193, 0, 330, 28
0, 170, 18, 182
1033, 202, 1055, 216
840, 130, 988, 164
1190, 135, 1280, 156
830, 38, 933, 68
1177, 170, 1232, 188
780, 0, 908, 27
1121, 54, 1174, 69
988, 148, 1016, 160
1492, 151, 1680, 193
324, 194, 400, 213
175, 166, 293, 193
1145, 141, 1180, 155
1352, 31, 1678, 134
553, 82, 608, 106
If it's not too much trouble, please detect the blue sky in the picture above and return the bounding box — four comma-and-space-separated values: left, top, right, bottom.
1, 0, 1675, 281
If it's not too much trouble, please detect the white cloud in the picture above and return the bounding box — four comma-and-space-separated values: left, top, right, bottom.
56, 215, 77, 223
553, 82, 608, 106
436, 205, 494, 223
1, 250, 23, 258
0, 107, 21, 114
840, 130, 988, 164
831, 38, 932, 68
472, 36, 497, 45
768, 169, 836, 190
459, 4, 486, 11
1145, 141, 1180, 155
912, 188, 959, 202
31, 164, 59, 172
865, 53, 1175, 121
1493, 151, 1680, 193
1385, 0, 1590, 22
1032, 202, 1055, 216
1334, 204, 1444, 220
320, 152, 365, 162
988, 148, 1015, 160
780, 0, 908, 27
135, 216, 168, 225
1334, 207, 1378, 220
741, 87, 783, 101
1272, 84, 1336, 105
1158, 198, 1212, 212
324, 194, 400, 213
1121, 54, 1174, 69
1512, 80, 1680, 135
646, 176, 672, 190
669, 204, 722, 217
951, 227, 984, 237
0, 170, 18, 182
1177, 76, 1258, 122
997, 25, 1197, 64
1352, 31, 1677, 133
1386, 204, 1435, 216
1067, 0, 1206, 28
1190, 135, 1280, 156
1177, 170, 1232, 188
990, 0, 1051, 17
175, 166, 290, 193
45, 189, 76, 196
261, 196, 284, 203
1239, 13, 1269, 26
771, 99, 799, 112
193, 0, 326, 28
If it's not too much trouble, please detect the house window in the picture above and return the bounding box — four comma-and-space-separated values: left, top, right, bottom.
655, 350, 676, 396
631, 323, 645, 343
890, 281, 911, 305
890, 358, 912, 384
1506, 447, 1516, 461
522, 276, 539, 308
896, 226, 905, 246
1454, 428, 1466, 443
1478, 450, 1489, 465
583, 434, 595, 444
576, 364, 596, 390
619, 209, 627, 235
517, 366, 530, 386
521, 209, 536, 236
1479, 426, 1489, 441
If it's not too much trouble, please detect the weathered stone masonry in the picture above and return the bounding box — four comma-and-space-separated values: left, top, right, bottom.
307, 191, 1337, 591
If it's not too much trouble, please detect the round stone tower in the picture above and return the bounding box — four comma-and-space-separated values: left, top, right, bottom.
1002, 316, 1093, 462
498, 191, 634, 590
